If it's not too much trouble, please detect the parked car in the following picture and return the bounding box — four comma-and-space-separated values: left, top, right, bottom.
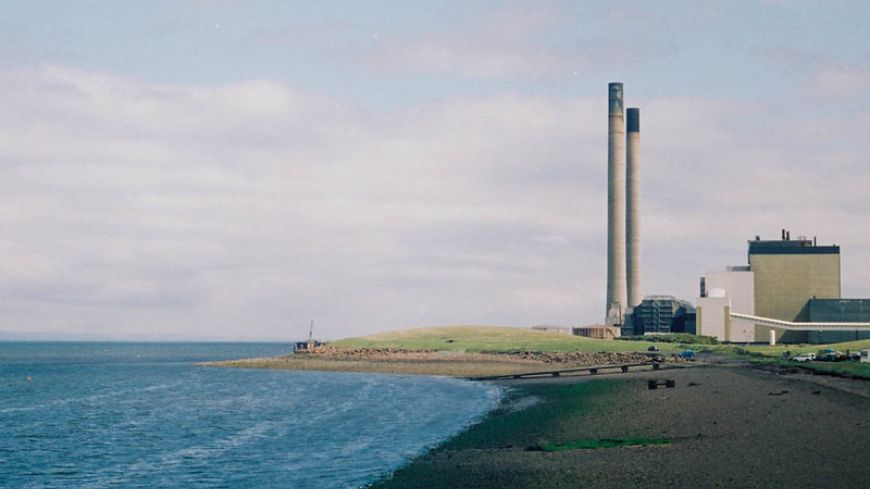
647, 345, 660, 352
791, 353, 816, 362
679, 350, 695, 360
817, 349, 845, 362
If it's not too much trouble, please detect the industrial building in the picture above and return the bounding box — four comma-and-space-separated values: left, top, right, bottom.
622, 296, 695, 336
804, 299, 870, 343
749, 235, 841, 322
531, 325, 570, 335
601, 83, 698, 335
596, 84, 867, 345
696, 231, 870, 343
572, 324, 621, 340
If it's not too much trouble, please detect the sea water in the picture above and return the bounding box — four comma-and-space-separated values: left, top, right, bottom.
0, 342, 502, 488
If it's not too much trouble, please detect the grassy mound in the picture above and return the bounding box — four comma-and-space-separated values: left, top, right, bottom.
330, 325, 676, 353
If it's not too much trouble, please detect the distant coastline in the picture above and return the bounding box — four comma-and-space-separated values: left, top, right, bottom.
204, 347, 685, 378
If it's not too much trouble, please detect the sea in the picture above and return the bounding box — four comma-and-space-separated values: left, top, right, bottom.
0, 342, 502, 488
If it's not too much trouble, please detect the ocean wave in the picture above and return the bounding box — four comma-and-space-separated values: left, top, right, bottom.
1, 345, 502, 489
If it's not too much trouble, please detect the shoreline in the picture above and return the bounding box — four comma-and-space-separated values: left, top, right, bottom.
367, 364, 870, 489
206, 349, 870, 487
204, 348, 683, 378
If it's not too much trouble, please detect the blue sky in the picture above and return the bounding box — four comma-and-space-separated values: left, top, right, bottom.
0, 1, 868, 339
5, 1, 867, 104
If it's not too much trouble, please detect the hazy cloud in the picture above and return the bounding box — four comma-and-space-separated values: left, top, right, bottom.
0, 66, 603, 338
1, 61, 868, 340
364, 5, 640, 80
798, 64, 870, 101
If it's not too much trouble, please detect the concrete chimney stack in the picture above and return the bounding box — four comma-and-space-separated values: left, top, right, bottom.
626, 107, 641, 309
606, 82, 627, 325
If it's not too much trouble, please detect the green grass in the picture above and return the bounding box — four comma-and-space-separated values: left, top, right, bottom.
702, 339, 870, 379
708, 338, 870, 359
795, 361, 870, 378
534, 437, 670, 451
750, 357, 870, 379
711, 340, 870, 358
619, 333, 719, 345
331, 325, 679, 353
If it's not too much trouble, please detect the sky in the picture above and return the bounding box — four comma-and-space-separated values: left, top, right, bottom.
0, 1, 868, 340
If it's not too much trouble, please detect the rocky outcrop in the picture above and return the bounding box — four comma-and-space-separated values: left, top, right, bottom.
305, 347, 684, 365
495, 350, 679, 365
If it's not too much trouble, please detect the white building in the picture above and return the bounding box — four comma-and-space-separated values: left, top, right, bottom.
696, 267, 756, 343
696, 241, 870, 344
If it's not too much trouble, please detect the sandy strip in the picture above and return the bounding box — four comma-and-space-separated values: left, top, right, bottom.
205, 349, 682, 378
207, 355, 548, 377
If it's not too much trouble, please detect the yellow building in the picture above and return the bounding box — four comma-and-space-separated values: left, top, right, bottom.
697, 233, 870, 344
748, 237, 840, 342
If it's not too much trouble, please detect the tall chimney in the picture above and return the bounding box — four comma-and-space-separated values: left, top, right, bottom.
626, 107, 641, 309
606, 82, 627, 325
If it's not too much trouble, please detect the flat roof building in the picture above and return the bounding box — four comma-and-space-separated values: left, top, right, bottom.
697, 231, 870, 344
625, 295, 695, 336
572, 324, 621, 340
804, 299, 870, 343
749, 236, 841, 324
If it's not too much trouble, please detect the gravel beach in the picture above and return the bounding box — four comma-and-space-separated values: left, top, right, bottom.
207, 348, 683, 377
372, 364, 870, 488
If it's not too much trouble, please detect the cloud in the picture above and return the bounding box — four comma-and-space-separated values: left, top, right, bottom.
0, 65, 606, 338
1, 64, 868, 339
363, 5, 640, 80
798, 65, 870, 101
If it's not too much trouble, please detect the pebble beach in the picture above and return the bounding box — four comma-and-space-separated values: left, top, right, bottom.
372, 363, 870, 488
210, 349, 870, 488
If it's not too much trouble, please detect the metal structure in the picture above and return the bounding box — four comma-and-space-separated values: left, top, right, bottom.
731, 312, 870, 331
469, 359, 675, 381
631, 295, 695, 335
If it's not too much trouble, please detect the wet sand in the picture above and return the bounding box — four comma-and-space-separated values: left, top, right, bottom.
371, 364, 870, 488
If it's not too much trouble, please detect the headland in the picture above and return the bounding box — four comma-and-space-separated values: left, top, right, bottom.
205, 325, 689, 377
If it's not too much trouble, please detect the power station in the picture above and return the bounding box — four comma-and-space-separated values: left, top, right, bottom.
696, 231, 870, 344
605, 82, 641, 327
595, 83, 869, 345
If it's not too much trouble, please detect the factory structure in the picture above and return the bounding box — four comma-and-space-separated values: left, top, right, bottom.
604, 82, 642, 328
602, 82, 696, 338
696, 231, 870, 344
598, 82, 869, 344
